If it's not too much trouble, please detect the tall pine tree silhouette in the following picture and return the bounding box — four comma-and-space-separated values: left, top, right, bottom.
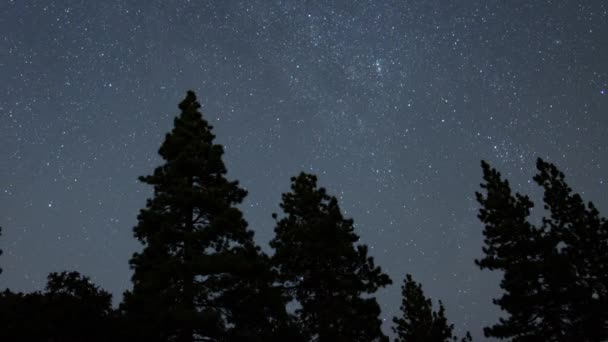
532, 159, 608, 340
122, 91, 286, 341
270, 173, 391, 342
476, 158, 608, 340
392, 274, 471, 342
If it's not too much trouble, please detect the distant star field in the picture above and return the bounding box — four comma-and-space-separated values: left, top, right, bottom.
1, 1, 607, 339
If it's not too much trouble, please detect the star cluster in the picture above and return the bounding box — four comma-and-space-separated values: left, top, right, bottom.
1, 0, 607, 339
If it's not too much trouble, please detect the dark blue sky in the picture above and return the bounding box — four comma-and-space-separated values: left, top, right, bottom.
1, 0, 607, 339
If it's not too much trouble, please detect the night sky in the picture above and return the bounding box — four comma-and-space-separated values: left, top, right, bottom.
1, 0, 607, 339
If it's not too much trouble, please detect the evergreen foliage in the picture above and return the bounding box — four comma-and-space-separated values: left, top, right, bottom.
6, 90, 607, 341
270, 172, 391, 342
476, 158, 608, 340
121, 91, 288, 341
392, 274, 471, 342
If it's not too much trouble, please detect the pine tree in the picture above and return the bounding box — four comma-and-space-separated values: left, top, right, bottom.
392, 274, 471, 342
476, 159, 608, 340
532, 159, 608, 340
121, 91, 288, 341
270, 173, 391, 342
475, 160, 545, 339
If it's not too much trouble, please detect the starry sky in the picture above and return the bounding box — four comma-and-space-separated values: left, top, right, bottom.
1, 0, 607, 339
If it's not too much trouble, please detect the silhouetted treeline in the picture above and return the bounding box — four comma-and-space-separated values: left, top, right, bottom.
0, 272, 115, 342
1, 91, 606, 341
476, 159, 608, 340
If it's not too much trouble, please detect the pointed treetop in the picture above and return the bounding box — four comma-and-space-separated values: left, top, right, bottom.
179, 90, 201, 112
393, 273, 467, 342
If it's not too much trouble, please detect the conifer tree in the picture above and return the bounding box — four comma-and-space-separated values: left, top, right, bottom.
532, 159, 608, 340
476, 160, 545, 339
122, 91, 288, 341
270, 173, 391, 342
392, 274, 471, 342
476, 159, 608, 340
